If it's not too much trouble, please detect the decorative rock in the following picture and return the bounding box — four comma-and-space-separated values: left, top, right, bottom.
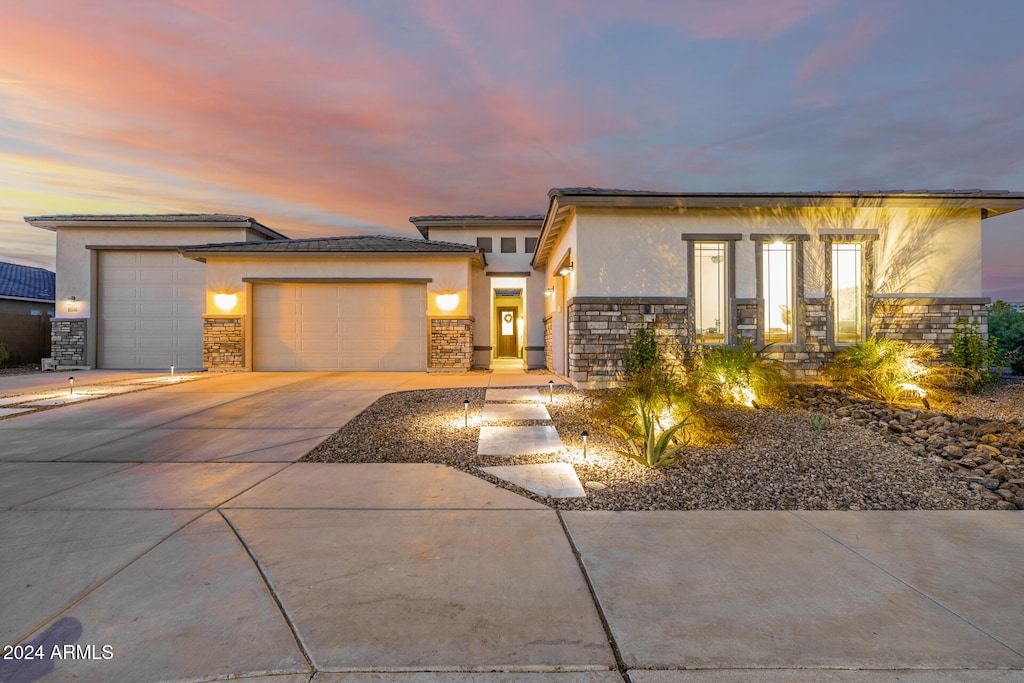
584, 481, 607, 490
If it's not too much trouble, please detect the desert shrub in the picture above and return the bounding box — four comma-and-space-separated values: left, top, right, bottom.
0, 342, 20, 368
827, 337, 971, 407
949, 319, 1002, 392
689, 341, 788, 408
988, 301, 1024, 375
623, 327, 659, 379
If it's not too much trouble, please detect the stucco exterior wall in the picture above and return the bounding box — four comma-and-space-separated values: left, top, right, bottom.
570, 206, 984, 300
199, 255, 474, 318
542, 213, 579, 376
52, 225, 254, 367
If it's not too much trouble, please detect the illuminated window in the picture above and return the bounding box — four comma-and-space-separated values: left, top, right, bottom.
694, 242, 727, 344
763, 242, 794, 344
832, 243, 863, 343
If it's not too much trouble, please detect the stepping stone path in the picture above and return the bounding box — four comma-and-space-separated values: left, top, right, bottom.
477, 386, 585, 499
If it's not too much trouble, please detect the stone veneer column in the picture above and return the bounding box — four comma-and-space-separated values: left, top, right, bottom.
203, 315, 244, 369
567, 298, 689, 388
429, 317, 473, 370
543, 314, 553, 372
51, 319, 87, 368
871, 298, 989, 353
734, 300, 759, 346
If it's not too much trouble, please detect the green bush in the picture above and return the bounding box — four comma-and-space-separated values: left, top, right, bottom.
623, 327, 659, 379
689, 340, 788, 408
827, 337, 970, 407
0, 342, 20, 369
988, 301, 1024, 375
949, 319, 1002, 392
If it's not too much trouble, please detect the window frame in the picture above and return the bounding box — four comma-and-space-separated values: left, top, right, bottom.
525, 236, 538, 254
752, 234, 808, 348
476, 237, 493, 253
500, 237, 517, 254
683, 233, 741, 346
821, 232, 876, 346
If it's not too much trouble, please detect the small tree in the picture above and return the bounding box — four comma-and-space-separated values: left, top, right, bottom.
988, 301, 1024, 375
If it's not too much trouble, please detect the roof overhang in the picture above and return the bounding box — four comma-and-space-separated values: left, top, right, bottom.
24, 214, 289, 241
180, 248, 486, 267
532, 188, 1024, 268
409, 215, 544, 239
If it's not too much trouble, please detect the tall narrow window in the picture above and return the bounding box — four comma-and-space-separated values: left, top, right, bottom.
694, 242, 727, 344
763, 241, 794, 344
832, 242, 863, 343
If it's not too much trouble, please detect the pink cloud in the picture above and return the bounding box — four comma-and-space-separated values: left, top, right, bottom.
792, 17, 881, 88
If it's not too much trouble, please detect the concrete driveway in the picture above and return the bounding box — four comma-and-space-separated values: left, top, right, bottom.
1, 371, 1022, 682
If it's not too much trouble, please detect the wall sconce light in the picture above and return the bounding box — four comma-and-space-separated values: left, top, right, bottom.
463, 398, 470, 427
544, 287, 555, 296
66, 296, 79, 313
436, 293, 460, 312
214, 293, 238, 312
581, 429, 589, 459
557, 262, 574, 277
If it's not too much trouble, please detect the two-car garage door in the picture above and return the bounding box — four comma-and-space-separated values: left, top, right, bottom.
252, 283, 427, 371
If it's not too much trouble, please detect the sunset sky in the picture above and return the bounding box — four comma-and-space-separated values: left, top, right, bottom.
2, 0, 1023, 298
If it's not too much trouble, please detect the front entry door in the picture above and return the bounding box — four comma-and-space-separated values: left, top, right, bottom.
497, 306, 518, 357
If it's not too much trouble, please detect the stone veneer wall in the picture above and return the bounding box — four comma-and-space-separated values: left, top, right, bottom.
51, 319, 87, 368
734, 300, 759, 346
543, 314, 553, 371
429, 318, 473, 370
203, 316, 244, 369
764, 297, 832, 380
871, 298, 989, 351
567, 299, 689, 387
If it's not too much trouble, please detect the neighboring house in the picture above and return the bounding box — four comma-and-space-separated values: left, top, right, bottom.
0, 261, 56, 363
25, 189, 1024, 387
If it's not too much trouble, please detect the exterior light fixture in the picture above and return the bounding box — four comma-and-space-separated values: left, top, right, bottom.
68, 376, 74, 395
213, 293, 238, 312
170, 364, 175, 377
581, 430, 589, 459
548, 380, 554, 403
544, 287, 555, 296
557, 262, 574, 277
463, 398, 470, 427
66, 296, 79, 313
436, 293, 460, 312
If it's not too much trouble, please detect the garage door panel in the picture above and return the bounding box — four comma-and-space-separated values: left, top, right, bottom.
99, 251, 205, 369
254, 283, 426, 371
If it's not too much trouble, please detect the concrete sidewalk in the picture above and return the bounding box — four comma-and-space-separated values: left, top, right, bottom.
1, 372, 1022, 682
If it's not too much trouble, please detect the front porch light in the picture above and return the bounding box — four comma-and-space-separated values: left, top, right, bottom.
544, 287, 555, 296
65, 296, 79, 313
214, 293, 238, 312
557, 262, 574, 277
436, 293, 460, 312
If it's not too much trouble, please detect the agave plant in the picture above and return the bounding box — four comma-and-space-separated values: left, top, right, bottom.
610, 393, 693, 468
827, 337, 973, 407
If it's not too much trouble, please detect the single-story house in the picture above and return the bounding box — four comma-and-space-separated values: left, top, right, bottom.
26, 188, 1024, 387
0, 261, 56, 363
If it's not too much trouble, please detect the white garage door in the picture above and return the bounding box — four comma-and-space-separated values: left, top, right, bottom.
253, 283, 427, 371
98, 251, 205, 369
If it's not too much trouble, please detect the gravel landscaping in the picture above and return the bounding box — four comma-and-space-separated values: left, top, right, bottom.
303, 377, 1024, 511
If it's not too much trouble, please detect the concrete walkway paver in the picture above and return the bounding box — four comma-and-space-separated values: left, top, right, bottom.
478, 425, 564, 455
480, 463, 587, 499
484, 387, 545, 402
481, 402, 552, 421
0, 462, 128, 508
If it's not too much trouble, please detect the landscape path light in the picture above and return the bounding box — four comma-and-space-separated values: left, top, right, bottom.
581, 429, 589, 459
464, 398, 470, 427
170, 363, 175, 377
68, 376, 74, 395
548, 380, 554, 403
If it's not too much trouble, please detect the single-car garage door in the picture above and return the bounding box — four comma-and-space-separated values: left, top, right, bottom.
98, 251, 205, 369
253, 282, 427, 371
